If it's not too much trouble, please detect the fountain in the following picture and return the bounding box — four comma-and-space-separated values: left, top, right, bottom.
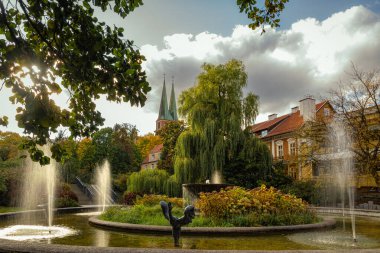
328, 119, 357, 242
20, 146, 57, 228
0, 146, 76, 241
95, 160, 112, 212
182, 170, 229, 206
0, 143, 379, 250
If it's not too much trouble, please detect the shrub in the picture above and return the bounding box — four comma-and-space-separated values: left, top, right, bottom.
101, 188, 318, 227
122, 192, 141, 205
55, 183, 79, 207
114, 173, 129, 193
56, 183, 79, 202
281, 180, 321, 205
135, 194, 183, 208
197, 185, 312, 221
55, 197, 79, 208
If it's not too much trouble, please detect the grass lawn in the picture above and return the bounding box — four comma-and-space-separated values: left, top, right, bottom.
0, 207, 19, 213
99, 205, 319, 227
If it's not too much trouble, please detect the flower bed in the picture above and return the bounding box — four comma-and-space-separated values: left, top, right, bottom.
100, 186, 318, 227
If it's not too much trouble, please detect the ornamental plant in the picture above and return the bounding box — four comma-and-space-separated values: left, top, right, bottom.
196, 185, 311, 220
135, 194, 183, 208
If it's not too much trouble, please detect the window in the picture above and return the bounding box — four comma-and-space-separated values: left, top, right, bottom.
276, 140, 284, 159
151, 153, 155, 160
290, 142, 296, 155
289, 166, 297, 179
261, 130, 268, 137
324, 108, 330, 116
277, 144, 283, 159
313, 165, 320, 177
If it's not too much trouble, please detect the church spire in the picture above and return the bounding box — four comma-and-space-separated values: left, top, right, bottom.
157, 74, 172, 121
169, 76, 178, 121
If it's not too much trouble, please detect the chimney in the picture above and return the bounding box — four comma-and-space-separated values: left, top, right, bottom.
299, 96, 316, 121
268, 113, 277, 120
291, 106, 299, 113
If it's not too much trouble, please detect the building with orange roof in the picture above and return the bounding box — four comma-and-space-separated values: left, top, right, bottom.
251, 96, 334, 180
141, 144, 163, 170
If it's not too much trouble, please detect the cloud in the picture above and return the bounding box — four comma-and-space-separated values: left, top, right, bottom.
141, 5, 380, 122
2, 5, 379, 135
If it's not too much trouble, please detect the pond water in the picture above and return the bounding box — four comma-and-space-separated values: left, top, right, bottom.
1, 213, 380, 250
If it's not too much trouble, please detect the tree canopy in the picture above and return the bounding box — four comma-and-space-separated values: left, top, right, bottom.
157, 120, 186, 174
136, 133, 162, 160
0, 0, 288, 165
237, 0, 289, 33
328, 66, 380, 184
0, 131, 22, 161
0, 0, 149, 164
174, 59, 271, 185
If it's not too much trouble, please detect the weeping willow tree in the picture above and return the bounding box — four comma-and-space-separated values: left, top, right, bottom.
174, 59, 271, 186
223, 129, 272, 188
127, 169, 170, 195
127, 169, 182, 197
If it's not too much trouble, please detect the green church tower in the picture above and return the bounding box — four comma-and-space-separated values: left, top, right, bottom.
169, 77, 178, 121
156, 75, 177, 131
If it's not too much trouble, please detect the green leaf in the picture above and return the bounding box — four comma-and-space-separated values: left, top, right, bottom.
0, 116, 8, 126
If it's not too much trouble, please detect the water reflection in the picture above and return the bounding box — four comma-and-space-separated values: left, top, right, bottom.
0, 214, 380, 250
95, 230, 109, 247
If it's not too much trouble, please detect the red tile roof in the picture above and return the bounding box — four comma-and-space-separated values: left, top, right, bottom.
142, 156, 149, 164
265, 111, 303, 137
141, 144, 163, 165
316, 101, 327, 111
253, 101, 327, 138
251, 114, 290, 133
150, 143, 163, 154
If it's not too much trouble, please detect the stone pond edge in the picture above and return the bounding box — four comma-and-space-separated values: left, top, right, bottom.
88, 216, 336, 235
1, 207, 380, 252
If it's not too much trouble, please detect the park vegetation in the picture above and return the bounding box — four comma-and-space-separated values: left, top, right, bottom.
0, 0, 288, 165
101, 185, 318, 227
0, 123, 144, 207
126, 60, 272, 196
328, 66, 380, 185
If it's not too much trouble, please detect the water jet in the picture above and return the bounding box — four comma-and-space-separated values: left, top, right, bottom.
95, 160, 112, 212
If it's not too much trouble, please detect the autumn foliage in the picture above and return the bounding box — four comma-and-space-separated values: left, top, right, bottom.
135, 194, 183, 208
197, 185, 311, 219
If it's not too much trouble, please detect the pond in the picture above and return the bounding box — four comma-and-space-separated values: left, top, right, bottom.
0, 212, 380, 250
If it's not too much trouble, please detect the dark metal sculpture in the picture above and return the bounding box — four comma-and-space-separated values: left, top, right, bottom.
160, 201, 195, 247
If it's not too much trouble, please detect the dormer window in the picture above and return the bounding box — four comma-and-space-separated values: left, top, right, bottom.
261, 130, 268, 137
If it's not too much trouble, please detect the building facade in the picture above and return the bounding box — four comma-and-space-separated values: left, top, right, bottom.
251, 97, 334, 180
141, 144, 163, 170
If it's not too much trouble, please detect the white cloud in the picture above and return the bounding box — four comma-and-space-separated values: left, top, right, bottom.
141, 5, 380, 122
1, 5, 380, 135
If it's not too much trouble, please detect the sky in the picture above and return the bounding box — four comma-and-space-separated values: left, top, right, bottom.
1, 0, 380, 136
